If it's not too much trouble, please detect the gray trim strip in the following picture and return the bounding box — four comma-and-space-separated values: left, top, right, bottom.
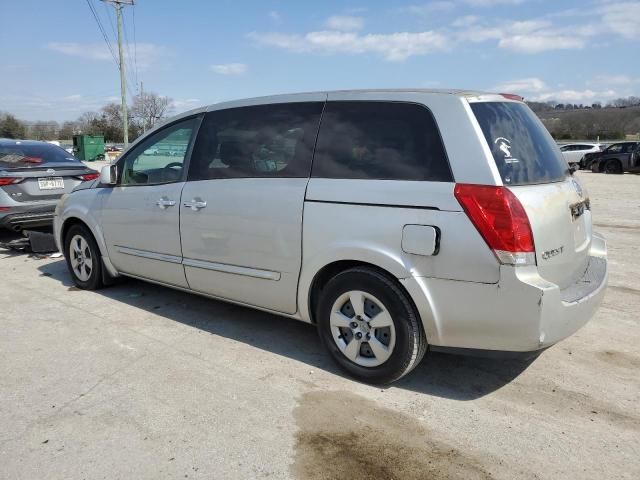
115, 246, 183, 264
183, 258, 281, 281
115, 246, 281, 281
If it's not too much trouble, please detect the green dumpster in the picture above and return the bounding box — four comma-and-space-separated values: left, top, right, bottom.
72, 134, 105, 161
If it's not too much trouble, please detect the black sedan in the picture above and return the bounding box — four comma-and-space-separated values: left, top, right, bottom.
586, 141, 640, 174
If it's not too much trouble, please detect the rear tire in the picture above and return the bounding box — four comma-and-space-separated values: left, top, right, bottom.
64, 224, 104, 290
604, 159, 623, 174
316, 267, 427, 384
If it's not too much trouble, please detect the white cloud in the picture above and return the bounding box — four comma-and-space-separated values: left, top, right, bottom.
268, 11, 281, 22
599, 1, 640, 39
210, 63, 248, 75
325, 15, 364, 31
592, 74, 639, 86
45, 42, 167, 71
530, 89, 618, 103
47, 42, 113, 61
0, 93, 125, 120
498, 33, 585, 53
250, 30, 448, 61
251, 1, 639, 60
451, 15, 479, 27
173, 98, 202, 110
494, 78, 547, 93
465, 0, 525, 6
403, 2, 455, 15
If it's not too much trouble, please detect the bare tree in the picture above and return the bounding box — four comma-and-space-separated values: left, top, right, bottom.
27, 121, 59, 141
132, 92, 174, 132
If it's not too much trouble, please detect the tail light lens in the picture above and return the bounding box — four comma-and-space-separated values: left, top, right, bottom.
454, 183, 535, 266
22, 156, 43, 164
500, 93, 524, 101
0, 177, 23, 186
78, 172, 100, 182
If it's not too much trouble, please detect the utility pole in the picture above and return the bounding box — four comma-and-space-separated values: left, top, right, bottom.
102, 0, 134, 147
140, 81, 145, 134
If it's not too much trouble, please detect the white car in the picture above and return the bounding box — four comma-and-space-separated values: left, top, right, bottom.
559, 143, 602, 168
54, 90, 608, 384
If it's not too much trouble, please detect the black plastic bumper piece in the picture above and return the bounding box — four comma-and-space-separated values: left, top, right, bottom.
0, 209, 55, 231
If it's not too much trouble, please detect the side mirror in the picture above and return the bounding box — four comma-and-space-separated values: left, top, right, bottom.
99, 164, 117, 185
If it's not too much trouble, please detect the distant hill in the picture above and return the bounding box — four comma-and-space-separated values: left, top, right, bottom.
527, 102, 640, 141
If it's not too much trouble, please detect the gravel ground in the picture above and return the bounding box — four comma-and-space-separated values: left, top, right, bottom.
0, 171, 638, 479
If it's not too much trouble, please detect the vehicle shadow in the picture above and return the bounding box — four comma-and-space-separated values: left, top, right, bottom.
38, 260, 536, 401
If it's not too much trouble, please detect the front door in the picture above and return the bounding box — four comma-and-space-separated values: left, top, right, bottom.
100, 116, 200, 287
179, 98, 324, 313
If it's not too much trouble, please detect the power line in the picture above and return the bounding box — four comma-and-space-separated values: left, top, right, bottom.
102, 1, 117, 44
122, 9, 138, 89
85, 0, 119, 68
132, 5, 139, 86
100, 0, 135, 147
100, 1, 136, 99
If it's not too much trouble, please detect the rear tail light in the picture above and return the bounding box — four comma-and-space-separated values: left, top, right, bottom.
0, 177, 23, 186
22, 156, 43, 164
500, 93, 524, 101
454, 184, 535, 266
78, 172, 100, 182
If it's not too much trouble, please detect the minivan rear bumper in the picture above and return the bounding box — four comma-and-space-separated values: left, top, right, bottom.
401, 232, 608, 353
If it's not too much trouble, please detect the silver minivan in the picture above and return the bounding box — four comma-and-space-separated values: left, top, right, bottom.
54, 90, 608, 384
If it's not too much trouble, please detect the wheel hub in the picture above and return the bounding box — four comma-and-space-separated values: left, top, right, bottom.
329, 290, 396, 368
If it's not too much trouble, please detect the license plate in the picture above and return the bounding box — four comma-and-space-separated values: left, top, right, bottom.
38, 177, 64, 190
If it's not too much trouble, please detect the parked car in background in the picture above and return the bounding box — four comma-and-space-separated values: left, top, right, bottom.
54, 90, 607, 384
0, 139, 98, 231
559, 143, 602, 169
588, 141, 640, 174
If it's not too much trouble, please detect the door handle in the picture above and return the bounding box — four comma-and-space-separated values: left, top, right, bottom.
183, 200, 207, 211
156, 198, 176, 209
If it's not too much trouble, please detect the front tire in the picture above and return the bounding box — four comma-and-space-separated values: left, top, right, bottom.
64, 224, 104, 290
316, 267, 427, 384
604, 159, 623, 174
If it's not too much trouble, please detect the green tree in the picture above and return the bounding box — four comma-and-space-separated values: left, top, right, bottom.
0, 113, 27, 139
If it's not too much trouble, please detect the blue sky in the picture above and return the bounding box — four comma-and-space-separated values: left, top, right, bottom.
1, 0, 639, 121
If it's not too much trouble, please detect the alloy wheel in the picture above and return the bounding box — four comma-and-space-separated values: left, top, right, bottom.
69, 234, 93, 282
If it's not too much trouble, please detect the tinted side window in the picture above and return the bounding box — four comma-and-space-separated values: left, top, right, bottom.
312, 101, 452, 181
188, 102, 323, 180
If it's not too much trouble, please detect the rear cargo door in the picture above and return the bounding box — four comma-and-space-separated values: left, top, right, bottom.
470, 100, 590, 288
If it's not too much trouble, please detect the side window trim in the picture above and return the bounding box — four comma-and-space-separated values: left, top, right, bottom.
115, 114, 203, 187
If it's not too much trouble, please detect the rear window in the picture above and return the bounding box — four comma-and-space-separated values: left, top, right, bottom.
0, 143, 78, 169
471, 102, 567, 185
312, 101, 452, 181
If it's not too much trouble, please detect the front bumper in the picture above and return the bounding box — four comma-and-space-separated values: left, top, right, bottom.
402, 232, 608, 352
